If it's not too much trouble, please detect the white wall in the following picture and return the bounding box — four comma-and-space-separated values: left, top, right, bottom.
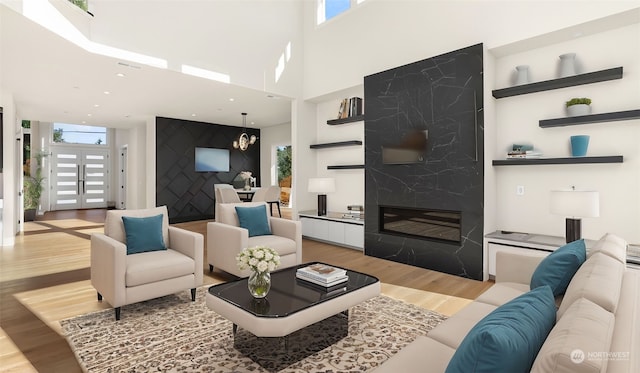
302, 1, 639, 100
1, 91, 17, 245
491, 23, 640, 243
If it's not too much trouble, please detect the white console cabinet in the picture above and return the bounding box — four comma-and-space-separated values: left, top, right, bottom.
299, 210, 364, 250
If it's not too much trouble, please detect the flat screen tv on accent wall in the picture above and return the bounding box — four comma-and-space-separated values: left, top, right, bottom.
195, 147, 230, 172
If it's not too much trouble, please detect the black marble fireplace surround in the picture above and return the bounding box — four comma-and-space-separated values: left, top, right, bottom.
364, 43, 484, 280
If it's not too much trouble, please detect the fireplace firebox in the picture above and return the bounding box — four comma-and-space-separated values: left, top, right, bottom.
379, 206, 461, 244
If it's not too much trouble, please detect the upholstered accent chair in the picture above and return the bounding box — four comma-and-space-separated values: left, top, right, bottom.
207, 202, 301, 277
91, 206, 204, 320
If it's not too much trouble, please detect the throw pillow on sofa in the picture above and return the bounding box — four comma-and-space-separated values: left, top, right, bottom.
122, 214, 167, 255
235, 204, 272, 237
530, 239, 586, 296
445, 285, 556, 373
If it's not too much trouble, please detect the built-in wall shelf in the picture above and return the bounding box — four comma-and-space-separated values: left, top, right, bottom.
492, 67, 623, 99
327, 115, 365, 126
327, 164, 365, 170
310, 140, 363, 149
493, 155, 623, 166
539, 109, 640, 128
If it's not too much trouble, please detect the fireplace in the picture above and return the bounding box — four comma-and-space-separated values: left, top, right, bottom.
380, 206, 461, 244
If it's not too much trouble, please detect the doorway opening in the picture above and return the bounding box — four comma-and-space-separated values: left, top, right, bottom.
276, 145, 292, 207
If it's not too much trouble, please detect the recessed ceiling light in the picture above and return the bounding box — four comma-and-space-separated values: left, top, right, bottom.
104, 91, 111, 95
82, 121, 86, 124
229, 98, 235, 102
191, 113, 197, 117
116, 73, 125, 77
87, 113, 92, 117
94, 104, 100, 107
251, 121, 255, 125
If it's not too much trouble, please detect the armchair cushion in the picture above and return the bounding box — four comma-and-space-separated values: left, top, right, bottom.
122, 214, 166, 255
248, 235, 297, 256
125, 249, 196, 287
235, 205, 272, 237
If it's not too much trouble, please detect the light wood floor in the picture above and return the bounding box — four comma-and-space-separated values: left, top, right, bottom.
0, 208, 493, 372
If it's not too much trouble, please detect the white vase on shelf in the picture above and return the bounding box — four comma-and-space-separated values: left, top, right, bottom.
559, 53, 577, 77
515, 65, 530, 85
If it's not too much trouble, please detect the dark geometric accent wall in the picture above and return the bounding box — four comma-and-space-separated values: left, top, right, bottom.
156, 117, 260, 223
363, 43, 484, 280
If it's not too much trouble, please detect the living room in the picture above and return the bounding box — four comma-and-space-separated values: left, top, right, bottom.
1, 1, 639, 372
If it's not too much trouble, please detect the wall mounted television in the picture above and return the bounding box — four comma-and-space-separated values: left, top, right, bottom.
195, 147, 229, 172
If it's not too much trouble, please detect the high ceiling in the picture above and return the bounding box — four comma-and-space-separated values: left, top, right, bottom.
0, 2, 295, 129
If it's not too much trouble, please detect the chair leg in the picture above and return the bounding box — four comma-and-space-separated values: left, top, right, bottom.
115, 307, 121, 321
97, 292, 103, 301
190, 288, 196, 301
276, 202, 281, 217
209, 264, 213, 272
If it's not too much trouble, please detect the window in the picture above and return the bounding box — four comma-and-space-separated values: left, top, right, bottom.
317, 0, 365, 25
53, 123, 107, 145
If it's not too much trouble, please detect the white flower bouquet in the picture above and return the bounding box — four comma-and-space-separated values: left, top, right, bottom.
240, 171, 252, 180
236, 246, 280, 273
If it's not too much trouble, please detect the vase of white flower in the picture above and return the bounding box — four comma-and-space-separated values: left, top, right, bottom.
240, 171, 252, 191
236, 246, 280, 298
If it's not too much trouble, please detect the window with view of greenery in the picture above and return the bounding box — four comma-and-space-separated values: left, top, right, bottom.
53, 123, 107, 145
69, 0, 88, 11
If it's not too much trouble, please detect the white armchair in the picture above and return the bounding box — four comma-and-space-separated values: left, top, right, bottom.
91, 206, 204, 320
207, 202, 301, 277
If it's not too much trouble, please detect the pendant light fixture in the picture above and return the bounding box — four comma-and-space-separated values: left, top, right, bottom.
233, 112, 257, 151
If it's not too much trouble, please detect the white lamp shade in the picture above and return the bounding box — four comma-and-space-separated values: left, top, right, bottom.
550, 190, 600, 218
308, 178, 335, 193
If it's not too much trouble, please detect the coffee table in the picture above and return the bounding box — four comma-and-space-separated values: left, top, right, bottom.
206, 262, 380, 369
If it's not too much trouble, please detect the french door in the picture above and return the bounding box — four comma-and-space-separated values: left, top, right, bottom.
51, 147, 110, 210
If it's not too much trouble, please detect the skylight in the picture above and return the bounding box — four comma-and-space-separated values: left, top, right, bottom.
317, 0, 366, 25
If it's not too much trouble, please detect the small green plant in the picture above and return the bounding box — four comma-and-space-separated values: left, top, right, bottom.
24, 151, 48, 210
566, 98, 592, 107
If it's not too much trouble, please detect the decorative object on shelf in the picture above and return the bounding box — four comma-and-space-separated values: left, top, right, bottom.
550, 187, 599, 243
559, 53, 577, 77
236, 246, 280, 298
239, 171, 253, 190
570, 135, 590, 157
308, 177, 335, 216
232, 112, 258, 151
565, 97, 592, 117
515, 65, 530, 85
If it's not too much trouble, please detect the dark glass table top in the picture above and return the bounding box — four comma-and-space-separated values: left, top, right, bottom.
208, 262, 379, 318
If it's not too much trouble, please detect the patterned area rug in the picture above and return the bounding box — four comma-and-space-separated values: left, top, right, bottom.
61, 287, 447, 372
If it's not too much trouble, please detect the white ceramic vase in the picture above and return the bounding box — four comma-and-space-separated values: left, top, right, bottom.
566, 104, 591, 117
559, 53, 577, 77
515, 65, 530, 85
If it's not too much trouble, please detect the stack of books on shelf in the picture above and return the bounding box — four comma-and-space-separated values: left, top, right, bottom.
507, 150, 543, 159
507, 144, 542, 159
337, 97, 363, 119
296, 264, 348, 287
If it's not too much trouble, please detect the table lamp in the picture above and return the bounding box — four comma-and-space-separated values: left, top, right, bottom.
308, 178, 335, 216
550, 188, 599, 243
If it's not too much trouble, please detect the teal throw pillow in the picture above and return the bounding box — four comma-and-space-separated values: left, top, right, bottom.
530, 239, 586, 296
445, 285, 556, 373
235, 205, 272, 237
122, 214, 167, 255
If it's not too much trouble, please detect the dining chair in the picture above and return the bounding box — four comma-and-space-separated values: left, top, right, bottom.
214, 186, 241, 220
252, 185, 281, 217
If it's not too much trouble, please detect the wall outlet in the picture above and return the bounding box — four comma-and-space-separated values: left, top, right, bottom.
516, 185, 525, 196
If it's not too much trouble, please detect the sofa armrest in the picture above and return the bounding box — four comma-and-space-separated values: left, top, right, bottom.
168, 226, 204, 286
495, 250, 546, 285
90, 233, 127, 307
207, 222, 249, 276
270, 217, 302, 265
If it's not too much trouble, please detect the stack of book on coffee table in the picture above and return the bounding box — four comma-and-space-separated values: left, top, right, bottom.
296, 264, 348, 287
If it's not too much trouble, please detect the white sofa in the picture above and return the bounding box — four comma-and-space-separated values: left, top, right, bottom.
207, 202, 301, 277
91, 206, 204, 320
374, 233, 639, 373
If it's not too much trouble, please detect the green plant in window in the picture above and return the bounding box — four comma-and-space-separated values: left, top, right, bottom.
24, 151, 48, 210
69, 0, 88, 11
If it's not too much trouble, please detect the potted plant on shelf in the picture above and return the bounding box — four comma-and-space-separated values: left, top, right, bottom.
24, 151, 47, 222
565, 97, 592, 117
